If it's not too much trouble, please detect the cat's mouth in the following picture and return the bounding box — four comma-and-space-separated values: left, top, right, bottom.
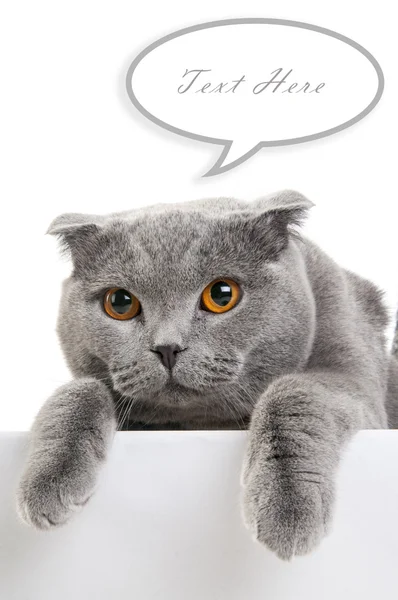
163, 377, 204, 396
109, 351, 243, 405
110, 365, 203, 402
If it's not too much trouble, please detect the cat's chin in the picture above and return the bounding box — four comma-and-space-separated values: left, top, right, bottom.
153, 378, 211, 408
162, 380, 200, 400
112, 375, 221, 410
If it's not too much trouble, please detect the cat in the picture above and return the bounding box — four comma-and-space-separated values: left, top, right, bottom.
17, 190, 398, 560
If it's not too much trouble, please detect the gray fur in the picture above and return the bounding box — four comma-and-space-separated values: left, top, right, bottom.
17, 190, 398, 559
17, 379, 115, 528
393, 313, 398, 355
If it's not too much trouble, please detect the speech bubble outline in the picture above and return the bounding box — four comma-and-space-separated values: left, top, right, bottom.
126, 18, 384, 177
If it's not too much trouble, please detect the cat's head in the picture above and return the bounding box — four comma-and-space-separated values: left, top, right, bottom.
49, 190, 316, 427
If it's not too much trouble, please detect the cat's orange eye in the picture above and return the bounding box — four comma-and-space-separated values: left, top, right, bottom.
201, 279, 241, 314
104, 288, 141, 320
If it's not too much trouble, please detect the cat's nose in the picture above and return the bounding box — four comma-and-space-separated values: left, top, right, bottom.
152, 344, 183, 370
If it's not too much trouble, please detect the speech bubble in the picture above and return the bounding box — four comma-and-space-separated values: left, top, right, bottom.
126, 19, 384, 177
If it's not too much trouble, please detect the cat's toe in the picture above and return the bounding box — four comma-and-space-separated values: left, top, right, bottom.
17, 497, 68, 530
17, 471, 95, 530
242, 463, 334, 560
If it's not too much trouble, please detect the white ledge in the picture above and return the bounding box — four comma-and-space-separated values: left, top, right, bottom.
1, 430, 398, 599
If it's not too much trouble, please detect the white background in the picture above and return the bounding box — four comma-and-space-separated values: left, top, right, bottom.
0, 0, 397, 430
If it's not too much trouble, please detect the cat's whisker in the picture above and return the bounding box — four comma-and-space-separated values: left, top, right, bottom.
140, 401, 164, 429
119, 395, 142, 430
116, 393, 133, 430
114, 397, 128, 422
118, 402, 130, 431
223, 396, 246, 430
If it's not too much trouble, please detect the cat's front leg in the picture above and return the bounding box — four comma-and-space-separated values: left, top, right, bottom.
242, 371, 384, 560
17, 378, 115, 529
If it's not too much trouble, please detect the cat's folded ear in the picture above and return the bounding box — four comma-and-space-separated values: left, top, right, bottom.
47, 213, 105, 236
47, 212, 105, 269
237, 190, 314, 260
252, 189, 314, 221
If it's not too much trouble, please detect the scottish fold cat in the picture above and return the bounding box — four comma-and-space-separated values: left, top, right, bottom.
17, 190, 398, 560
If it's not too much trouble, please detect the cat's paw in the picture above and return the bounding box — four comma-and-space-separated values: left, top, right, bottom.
241, 450, 334, 560
17, 453, 99, 530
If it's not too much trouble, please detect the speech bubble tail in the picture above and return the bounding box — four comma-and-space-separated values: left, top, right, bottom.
202, 141, 261, 177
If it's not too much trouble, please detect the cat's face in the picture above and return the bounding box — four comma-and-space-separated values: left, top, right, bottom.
51, 191, 316, 426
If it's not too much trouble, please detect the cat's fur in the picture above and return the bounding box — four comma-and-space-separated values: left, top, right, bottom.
17, 190, 398, 560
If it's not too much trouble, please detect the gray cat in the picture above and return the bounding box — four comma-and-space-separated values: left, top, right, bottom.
17, 190, 398, 560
